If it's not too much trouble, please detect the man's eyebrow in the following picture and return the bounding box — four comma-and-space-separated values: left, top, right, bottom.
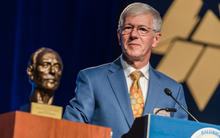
137, 25, 152, 28
123, 24, 151, 28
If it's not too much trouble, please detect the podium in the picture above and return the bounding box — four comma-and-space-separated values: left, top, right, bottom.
0, 111, 111, 138
122, 114, 220, 138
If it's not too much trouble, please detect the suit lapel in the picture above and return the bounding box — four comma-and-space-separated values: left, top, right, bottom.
143, 65, 164, 114
107, 58, 134, 128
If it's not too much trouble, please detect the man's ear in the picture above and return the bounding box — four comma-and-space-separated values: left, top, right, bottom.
152, 32, 162, 48
27, 65, 34, 81
117, 29, 122, 46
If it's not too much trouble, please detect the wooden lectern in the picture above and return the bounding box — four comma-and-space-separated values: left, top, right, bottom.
0, 111, 111, 138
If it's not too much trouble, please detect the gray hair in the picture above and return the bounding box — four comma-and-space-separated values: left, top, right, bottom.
118, 2, 162, 32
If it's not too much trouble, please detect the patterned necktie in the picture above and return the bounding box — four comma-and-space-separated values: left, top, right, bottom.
129, 70, 144, 119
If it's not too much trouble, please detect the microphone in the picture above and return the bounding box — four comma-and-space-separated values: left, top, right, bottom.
164, 88, 199, 122
155, 108, 177, 115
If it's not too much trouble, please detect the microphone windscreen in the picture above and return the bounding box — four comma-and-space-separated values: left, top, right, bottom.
164, 88, 172, 96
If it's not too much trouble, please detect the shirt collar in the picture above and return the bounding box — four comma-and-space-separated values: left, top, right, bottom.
120, 56, 149, 79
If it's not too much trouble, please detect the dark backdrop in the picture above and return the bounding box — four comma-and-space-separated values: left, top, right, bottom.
0, 0, 219, 125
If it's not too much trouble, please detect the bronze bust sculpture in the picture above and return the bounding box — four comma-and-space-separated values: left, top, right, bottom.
27, 47, 63, 105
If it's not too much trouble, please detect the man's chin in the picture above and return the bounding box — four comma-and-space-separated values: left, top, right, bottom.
46, 85, 58, 91
125, 54, 142, 61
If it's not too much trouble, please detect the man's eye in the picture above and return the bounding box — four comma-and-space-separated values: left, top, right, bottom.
139, 27, 149, 33
123, 26, 132, 30
54, 64, 61, 71
42, 63, 49, 67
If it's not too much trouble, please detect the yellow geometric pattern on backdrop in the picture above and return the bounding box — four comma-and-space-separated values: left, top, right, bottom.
153, 0, 220, 111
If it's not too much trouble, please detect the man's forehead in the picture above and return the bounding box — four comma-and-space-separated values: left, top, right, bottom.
37, 51, 61, 63
124, 13, 153, 24
40, 51, 57, 58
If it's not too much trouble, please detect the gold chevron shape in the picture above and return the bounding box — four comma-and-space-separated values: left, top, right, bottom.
187, 47, 220, 111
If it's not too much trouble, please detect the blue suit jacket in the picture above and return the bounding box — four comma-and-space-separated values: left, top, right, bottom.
63, 57, 188, 138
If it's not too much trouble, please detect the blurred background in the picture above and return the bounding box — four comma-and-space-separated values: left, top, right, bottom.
0, 0, 219, 125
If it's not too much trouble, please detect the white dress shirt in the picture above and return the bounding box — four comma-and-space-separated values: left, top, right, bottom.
120, 56, 149, 104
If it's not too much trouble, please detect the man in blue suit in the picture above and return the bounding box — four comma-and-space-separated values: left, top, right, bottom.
63, 2, 188, 138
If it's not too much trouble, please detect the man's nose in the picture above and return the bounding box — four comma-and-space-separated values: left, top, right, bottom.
129, 28, 139, 39
50, 66, 56, 74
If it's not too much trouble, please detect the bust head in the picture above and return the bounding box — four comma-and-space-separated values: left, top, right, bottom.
27, 47, 63, 104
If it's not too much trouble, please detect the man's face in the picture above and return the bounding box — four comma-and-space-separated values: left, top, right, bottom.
33, 51, 63, 91
118, 13, 161, 62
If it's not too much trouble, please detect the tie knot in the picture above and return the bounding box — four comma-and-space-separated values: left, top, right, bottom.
130, 70, 143, 81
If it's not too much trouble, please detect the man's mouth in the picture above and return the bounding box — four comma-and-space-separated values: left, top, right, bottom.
46, 79, 56, 83
128, 43, 140, 47
128, 41, 139, 45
